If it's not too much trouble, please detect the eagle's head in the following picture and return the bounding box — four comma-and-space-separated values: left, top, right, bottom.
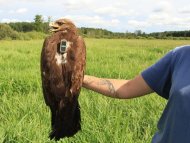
49, 18, 77, 35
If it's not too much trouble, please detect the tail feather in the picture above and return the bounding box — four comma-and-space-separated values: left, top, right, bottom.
49, 99, 81, 141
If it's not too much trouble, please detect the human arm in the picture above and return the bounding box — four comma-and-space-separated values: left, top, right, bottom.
82, 75, 153, 99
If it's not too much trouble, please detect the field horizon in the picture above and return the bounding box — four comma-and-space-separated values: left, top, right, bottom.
0, 39, 189, 143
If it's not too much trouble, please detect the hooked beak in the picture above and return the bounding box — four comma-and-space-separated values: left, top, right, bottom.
49, 22, 60, 32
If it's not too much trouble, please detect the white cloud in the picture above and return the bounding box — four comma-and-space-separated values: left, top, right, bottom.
8, 8, 28, 14
127, 9, 190, 32
147, 12, 190, 27
62, 0, 91, 11
1, 18, 20, 23
153, 8, 165, 13
16, 8, 28, 13
8, 10, 14, 14
148, 13, 171, 25
128, 20, 149, 29
61, 0, 137, 18
152, 1, 172, 13
94, 7, 134, 17
62, 15, 120, 28
178, 7, 190, 14
0, 0, 7, 4
0, 0, 190, 32
1, 18, 31, 23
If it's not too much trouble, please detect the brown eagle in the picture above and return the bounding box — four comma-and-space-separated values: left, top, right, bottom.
40, 18, 86, 140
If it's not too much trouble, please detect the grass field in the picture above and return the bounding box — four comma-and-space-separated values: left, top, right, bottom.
0, 39, 189, 143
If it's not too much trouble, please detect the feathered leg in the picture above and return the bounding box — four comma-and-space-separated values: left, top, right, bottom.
49, 93, 81, 141
49, 105, 57, 140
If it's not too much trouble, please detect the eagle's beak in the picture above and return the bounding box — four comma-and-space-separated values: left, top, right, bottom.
49, 22, 60, 32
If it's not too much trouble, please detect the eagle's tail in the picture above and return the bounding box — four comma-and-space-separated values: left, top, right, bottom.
49, 95, 81, 141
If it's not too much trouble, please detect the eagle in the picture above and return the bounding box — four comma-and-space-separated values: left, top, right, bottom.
40, 18, 86, 141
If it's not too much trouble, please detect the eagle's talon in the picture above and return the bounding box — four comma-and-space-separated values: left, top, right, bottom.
49, 130, 56, 140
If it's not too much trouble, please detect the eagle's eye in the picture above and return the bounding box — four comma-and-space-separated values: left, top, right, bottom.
57, 22, 64, 26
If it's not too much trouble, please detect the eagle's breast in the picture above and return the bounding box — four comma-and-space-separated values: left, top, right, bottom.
55, 39, 73, 66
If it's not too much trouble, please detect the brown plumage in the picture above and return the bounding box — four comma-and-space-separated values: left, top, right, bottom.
40, 18, 86, 141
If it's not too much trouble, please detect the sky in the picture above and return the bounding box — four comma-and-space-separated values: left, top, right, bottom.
0, 0, 190, 33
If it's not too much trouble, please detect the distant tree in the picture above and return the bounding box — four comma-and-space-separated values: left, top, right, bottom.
34, 14, 44, 32
83, 28, 87, 35
9, 22, 35, 32
0, 24, 19, 40
134, 30, 142, 36
48, 16, 52, 23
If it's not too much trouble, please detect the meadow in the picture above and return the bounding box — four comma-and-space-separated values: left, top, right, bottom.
0, 39, 189, 143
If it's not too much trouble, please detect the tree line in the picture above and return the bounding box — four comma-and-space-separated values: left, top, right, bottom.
8, 15, 49, 33
0, 15, 190, 40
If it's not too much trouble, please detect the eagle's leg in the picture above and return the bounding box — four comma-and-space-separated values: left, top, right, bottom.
72, 97, 81, 132
50, 94, 81, 141
49, 105, 58, 140
50, 106, 56, 129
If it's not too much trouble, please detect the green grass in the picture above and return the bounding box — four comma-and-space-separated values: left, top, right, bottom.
0, 39, 189, 143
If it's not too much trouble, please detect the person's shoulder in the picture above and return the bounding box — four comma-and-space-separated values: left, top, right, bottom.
173, 45, 190, 54
170, 45, 190, 65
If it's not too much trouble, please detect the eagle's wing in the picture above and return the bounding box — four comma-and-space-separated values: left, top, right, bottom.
41, 37, 58, 107
41, 36, 62, 133
41, 37, 52, 106
70, 36, 86, 96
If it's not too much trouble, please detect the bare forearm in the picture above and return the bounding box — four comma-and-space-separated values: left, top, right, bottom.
82, 75, 153, 99
83, 75, 123, 98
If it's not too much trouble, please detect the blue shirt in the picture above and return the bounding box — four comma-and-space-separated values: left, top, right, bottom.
141, 45, 190, 143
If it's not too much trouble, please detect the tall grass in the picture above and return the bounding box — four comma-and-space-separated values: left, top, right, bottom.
0, 39, 189, 143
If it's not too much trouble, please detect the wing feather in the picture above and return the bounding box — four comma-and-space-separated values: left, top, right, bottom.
70, 36, 86, 95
